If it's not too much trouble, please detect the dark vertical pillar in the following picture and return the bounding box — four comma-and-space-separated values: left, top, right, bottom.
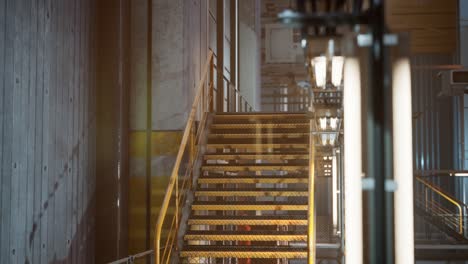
216, 0, 225, 112
145, 0, 153, 258
366, 0, 393, 263
96, 0, 130, 262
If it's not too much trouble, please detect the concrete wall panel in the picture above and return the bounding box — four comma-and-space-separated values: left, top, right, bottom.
0, 0, 97, 263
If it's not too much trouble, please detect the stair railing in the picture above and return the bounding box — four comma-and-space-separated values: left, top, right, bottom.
153, 51, 215, 264
415, 176, 468, 236
308, 118, 316, 263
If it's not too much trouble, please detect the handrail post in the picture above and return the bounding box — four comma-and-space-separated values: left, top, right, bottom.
424, 187, 428, 212
209, 57, 214, 112
308, 119, 316, 264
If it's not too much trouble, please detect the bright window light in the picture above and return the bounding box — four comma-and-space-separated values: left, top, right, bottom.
321, 134, 328, 146
330, 117, 339, 130
319, 117, 328, 130
332, 56, 345, 87
343, 57, 363, 264
332, 154, 338, 233
313, 56, 327, 88
392, 58, 414, 264
329, 133, 336, 146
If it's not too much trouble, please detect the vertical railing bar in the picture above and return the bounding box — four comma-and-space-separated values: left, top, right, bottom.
308, 118, 316, 264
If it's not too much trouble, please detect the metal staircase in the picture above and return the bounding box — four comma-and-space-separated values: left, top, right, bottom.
180, 113, 310, 263
414, 176, 468, 243
153, 51, 339, 264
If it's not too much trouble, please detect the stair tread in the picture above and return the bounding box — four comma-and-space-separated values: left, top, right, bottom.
188, 217, 307, 225
200, 174, 308, 178
187, 230, 305, 234
181, 246, 307, 258
203, 163, 307, 166
185, 231, 307, 241
208, 137, 309, 144
209, 133, 309, 138
212, 121, 309, 126
195, 188, 308, 197
196, 187, 308, 192
212, 123, 309, 129
192, 201, 307, 205
214, 112, 307, 117
198, 175, 308, 183
182, 246, 307, 251
204, 153, 309, 160
201, 164, 308, 172
206, 143, 309, 149
189, 215, 307, 220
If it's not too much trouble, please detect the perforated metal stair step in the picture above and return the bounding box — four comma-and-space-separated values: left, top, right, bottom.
191, 201, 308, 211
211, 123, 309, 129
414, 205, 468, 242
213, 117, 308, 123
208, 133, 309, 139
208, 138, 309, 144
211, 127, 310, 134
207, 143, 309, 150
180, 246, 307, 259
203, 153, 309, 160
201, 164, 308, 172
198, 175, 308, 184
214, 112, 307, 119
195, 187, 308, 197
184, 230, 307, 242
188, 215, 307, 226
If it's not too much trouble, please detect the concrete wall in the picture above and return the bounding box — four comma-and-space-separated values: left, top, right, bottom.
127, 0, 218, 255
153, 0, 212, 130
239, 0, 261, 110
0, 0, 97, 263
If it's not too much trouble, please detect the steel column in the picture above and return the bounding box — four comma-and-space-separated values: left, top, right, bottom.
366, 1, 393, 263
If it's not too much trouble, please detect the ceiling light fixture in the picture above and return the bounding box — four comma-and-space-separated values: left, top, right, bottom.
313, 56, 327, 88
330, 117, 339, 130
332, 56, 345, 87
319, 117, 328, 130
321, 134, 328, 146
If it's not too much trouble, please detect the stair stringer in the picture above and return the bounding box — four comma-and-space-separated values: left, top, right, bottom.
170, 113, 214, 263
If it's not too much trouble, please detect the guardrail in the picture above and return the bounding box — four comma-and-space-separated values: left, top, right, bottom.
415, 176, 468, 236
107, 250, 153, 264
153, 50, 254, 264
153, 51, 214, 264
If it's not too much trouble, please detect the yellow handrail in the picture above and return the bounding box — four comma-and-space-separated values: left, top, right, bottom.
154, 51, 214, 264
308, 119, 316, 264
415, 176, 465, 234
